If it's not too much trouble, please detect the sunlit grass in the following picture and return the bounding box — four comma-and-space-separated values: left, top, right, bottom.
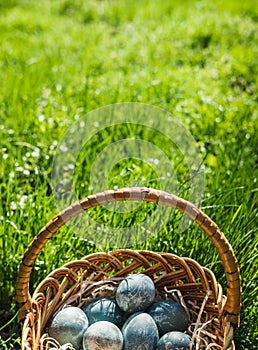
0, 0, 257, 349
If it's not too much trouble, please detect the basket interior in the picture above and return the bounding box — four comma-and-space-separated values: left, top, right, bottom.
22, 249, 230, 350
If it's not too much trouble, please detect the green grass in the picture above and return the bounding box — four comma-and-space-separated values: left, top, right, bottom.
0, 0, 257, 349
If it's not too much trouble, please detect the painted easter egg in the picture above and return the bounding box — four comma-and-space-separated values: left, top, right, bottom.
48, 306, 89, 350
83, 320, 123, 350
116, 274, 155, 313
122, 312, 159, 350
157, 331, 191, 350
147, 300, 188, 335
83, 298, 124, 326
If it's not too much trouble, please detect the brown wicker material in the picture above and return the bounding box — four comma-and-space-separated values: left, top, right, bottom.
16, 187, 241, 350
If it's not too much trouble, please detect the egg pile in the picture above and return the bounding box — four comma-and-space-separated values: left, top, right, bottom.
48, 274, 192, 350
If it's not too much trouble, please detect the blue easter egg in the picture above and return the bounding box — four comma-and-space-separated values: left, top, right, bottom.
147, 300, 188, 335
49, 306, 89, 350
83, 298, 124, 326
122, 312, 159, 350
116, 274, 155, 313
83, 320, 123, 350
157, 331, 191, 350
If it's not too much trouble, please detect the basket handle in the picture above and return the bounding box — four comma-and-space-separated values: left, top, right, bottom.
16, 187, 241, 326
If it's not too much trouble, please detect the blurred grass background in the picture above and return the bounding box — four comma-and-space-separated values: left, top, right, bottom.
0, 0, 257, 348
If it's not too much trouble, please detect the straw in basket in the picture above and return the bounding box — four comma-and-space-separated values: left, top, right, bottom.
16, 187, 241, 350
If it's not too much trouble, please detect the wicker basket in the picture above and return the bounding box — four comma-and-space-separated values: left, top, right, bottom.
16, 187, 241, 350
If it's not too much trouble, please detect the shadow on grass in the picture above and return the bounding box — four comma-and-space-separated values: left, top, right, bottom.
0, 310, 20, 349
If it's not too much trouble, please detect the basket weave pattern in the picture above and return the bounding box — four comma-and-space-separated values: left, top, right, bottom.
16, 187, 241, 350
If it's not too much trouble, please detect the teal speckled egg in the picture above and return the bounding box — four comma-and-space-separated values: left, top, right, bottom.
157, 331, 191, 350
49, 306, 89, 350
122, 312, 159, 350
83, 320, 123, 350
147, 300, 188, 335
116, 274, 155, 313
83, 298, 124, 327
